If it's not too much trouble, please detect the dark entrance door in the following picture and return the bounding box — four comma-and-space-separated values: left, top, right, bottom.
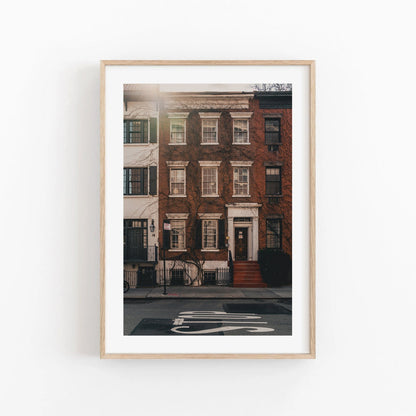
234, 228, 248, 260
126, 228, 146, 260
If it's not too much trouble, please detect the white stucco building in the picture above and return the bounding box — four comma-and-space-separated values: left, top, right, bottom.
123, 85, 159, 286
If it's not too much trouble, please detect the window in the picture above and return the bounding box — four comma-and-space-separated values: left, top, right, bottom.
123, 167, 157, 195
266, 167, 282, 195
266, 219, 282, 250
124, 120, 148, 143
203, 270, 217, 285
170, 269, 185, 285
233, 217, 252, 223
233, 167, 249, 196
123, 168, 148, 195
202, 167, 218, 196
203, 220, 217, 249
170, 220, 186, 250
170, 168, 185, 196
124, 219, 148, 261
265, 118, 281, 144
170, 119, 186, 144
233, 119, 249, 144
202, 119, 218, 143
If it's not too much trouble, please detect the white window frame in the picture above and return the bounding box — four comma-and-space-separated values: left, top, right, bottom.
199, 112, 221, 145
230, 112, 252, 145
170, 219, 186, 250
230, 161, 253, 197
167, 161, 189, 197
202, 219, 218, 250
168, 113, 189, 145
199, 161, 221, 197
198, 213, 222, 252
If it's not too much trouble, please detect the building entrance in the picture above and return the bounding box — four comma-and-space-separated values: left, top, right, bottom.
234, 228, 248, 260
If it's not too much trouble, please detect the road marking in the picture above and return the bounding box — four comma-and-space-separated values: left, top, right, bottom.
171, 326, 275, 335
171, 310, 275, 334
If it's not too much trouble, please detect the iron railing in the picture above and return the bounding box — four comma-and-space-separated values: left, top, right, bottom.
124, 268, 157, 288
124, 265, 232, 288
228, 250, 234, 286
155, 267, 232, 287
124, 244, 158, 263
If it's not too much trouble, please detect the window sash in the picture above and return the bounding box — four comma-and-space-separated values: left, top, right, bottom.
170, 168, 185, 195
202, 119, 218, 143
202, 167, 217, 195
123, 168, 148, 195
233, 119, 249, 143
171, 220, 185, 249
265, 119, 281, 144
124, 120, 149, 143
233, 167, 249, 195
203, 220, 217, 249
170, 119, 185, 143
266, 219, 282, 249
265, 167, 282, 195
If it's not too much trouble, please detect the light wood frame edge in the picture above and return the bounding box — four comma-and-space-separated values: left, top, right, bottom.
100, 60, 316, 359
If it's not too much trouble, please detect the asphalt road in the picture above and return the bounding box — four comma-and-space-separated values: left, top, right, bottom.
124, 298, 292, 336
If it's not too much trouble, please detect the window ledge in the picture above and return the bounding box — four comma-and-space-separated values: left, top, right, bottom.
169, 249, 187, 252
232, 195, 251, 198
168, 143, 187, 146
232, 142, 251, 145
124, 142, 156, 146
201, 142, 219, 145
201, 249, 220, 252
169, 195, 187, 198
124, 195, 155, 198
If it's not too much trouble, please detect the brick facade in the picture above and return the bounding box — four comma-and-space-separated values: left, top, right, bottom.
123, 87, 292, 286
158, 92, 292, 270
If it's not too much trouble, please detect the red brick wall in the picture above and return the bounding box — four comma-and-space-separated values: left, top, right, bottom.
249, 99, 292, 257
158, 97, 292, 260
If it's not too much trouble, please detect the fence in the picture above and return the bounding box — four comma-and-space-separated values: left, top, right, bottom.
124, 267, 232, 288
124, 245, 158, 263
124, 268, 157, 288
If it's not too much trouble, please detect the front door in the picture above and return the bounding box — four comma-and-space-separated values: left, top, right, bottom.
234, 228, 248, 260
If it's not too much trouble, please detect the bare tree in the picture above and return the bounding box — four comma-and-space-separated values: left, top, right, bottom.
251, 83, 292, 92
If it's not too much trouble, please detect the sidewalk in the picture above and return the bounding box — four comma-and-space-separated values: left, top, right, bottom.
124, 285, 292, 299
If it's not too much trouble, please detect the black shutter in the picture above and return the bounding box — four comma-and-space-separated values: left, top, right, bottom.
149, 166, 157, 195
150, 118, 157, 143
218, 219, 225, 249
142, 168, 148, 195
195, 220, 202, 249
163, 220, 170, 249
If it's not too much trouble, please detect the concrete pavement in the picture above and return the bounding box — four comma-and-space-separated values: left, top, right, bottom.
124, 285, 292, 299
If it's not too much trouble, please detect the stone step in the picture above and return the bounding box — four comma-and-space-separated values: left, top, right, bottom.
233, 283, 268, 288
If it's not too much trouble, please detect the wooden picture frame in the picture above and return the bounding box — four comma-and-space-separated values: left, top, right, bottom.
100, 60, 315, 359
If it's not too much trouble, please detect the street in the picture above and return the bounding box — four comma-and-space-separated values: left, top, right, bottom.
124, 298, 292, 335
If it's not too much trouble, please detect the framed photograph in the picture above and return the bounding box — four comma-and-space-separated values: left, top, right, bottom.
100, 60, 315, 358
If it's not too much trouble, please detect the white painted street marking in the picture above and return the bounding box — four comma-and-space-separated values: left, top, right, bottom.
171, 310, 276, 334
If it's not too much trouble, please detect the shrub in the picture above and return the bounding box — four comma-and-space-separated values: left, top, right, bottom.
258, 249, 292, 287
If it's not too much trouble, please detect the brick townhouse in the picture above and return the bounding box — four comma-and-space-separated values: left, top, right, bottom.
157, 90, 292, 287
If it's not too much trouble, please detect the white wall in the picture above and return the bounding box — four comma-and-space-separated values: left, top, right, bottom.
1, 1, 416, 415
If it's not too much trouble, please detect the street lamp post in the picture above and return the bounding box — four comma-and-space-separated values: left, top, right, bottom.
163, 246, 167, 295
162, 220, 171, 296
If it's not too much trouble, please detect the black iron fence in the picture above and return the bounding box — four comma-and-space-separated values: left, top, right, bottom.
124, 245, 158, 263
124, 267, 232, 288
124, 268, 157, 288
